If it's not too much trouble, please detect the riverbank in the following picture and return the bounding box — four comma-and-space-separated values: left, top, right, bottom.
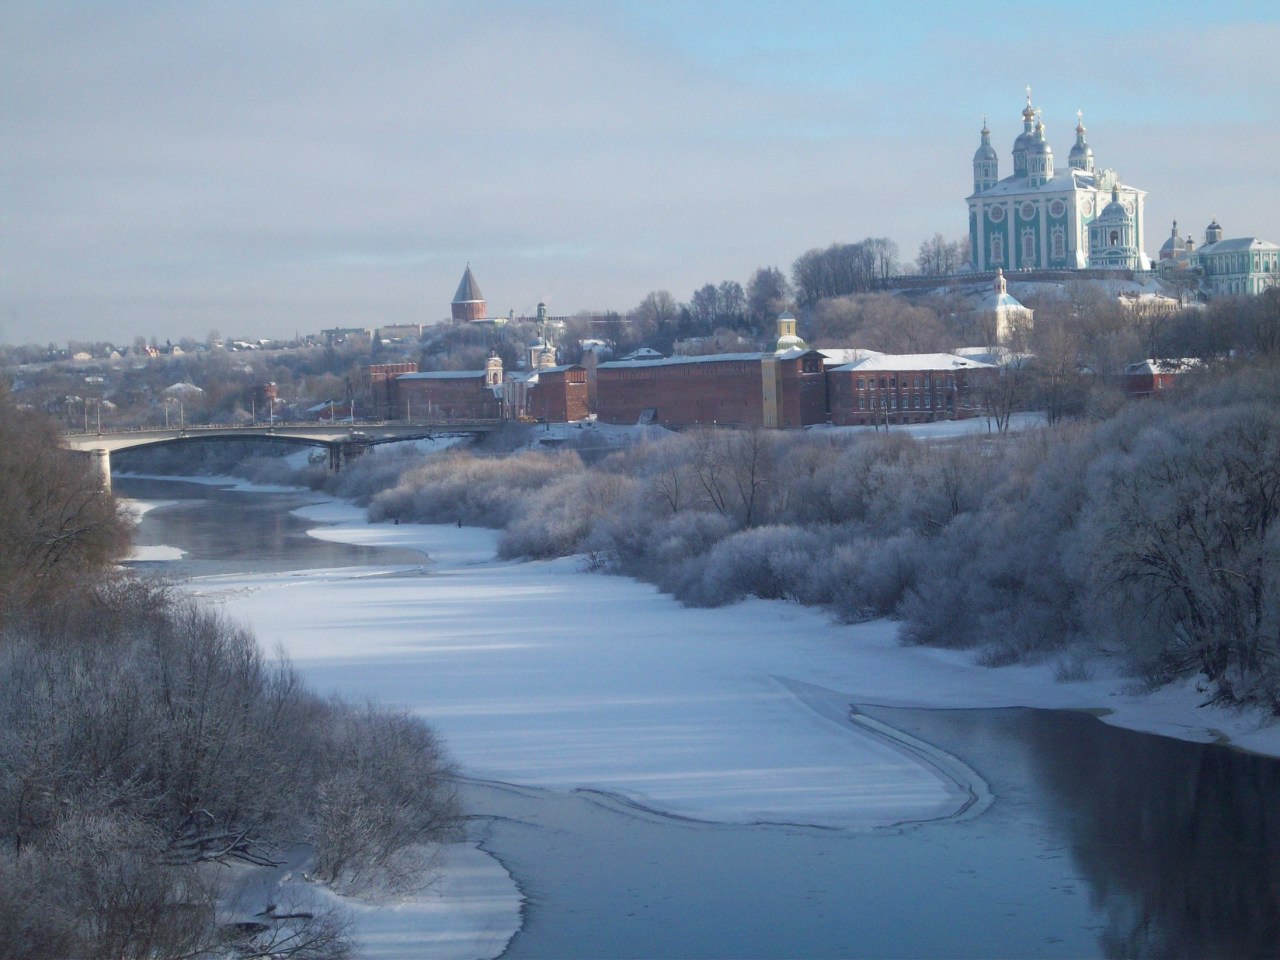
214, 496, 1280, 761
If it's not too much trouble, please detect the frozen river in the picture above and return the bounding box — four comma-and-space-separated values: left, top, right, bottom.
121, 477, 1280, 958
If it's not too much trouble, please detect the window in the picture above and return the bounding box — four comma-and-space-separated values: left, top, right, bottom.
1051, 227, 1065, 260
879, 378, 887, 389
858, 397, 866, 410
1109, 229, 1120, 246
913, 377, 922, 389
857, 377, 865, 389
925, 395, 932, 408
1022, 228, 1036, 262
990, 234, 1004, 265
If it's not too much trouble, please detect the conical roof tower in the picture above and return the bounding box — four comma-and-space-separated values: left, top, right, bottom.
451, 264, 487, 321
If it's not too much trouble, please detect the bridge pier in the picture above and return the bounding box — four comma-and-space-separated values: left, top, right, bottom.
90, 448, 112, 492
328, 440, 370, 472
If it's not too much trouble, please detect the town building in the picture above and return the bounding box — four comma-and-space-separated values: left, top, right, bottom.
366, 361, 419, 419
972, 268, 1034, 345
394, 366, 502, 419
1122, 358, 1201, 399
594, 348, 828, 429
967, 91, 1149, 272
1157, 218, 1279, 297
826, 354, 995, 426
526, 366, 590, 423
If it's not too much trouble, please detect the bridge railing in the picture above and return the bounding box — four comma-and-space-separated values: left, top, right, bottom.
60, 418, 504, 438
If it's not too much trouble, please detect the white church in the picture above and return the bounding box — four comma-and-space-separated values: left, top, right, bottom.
967, 90, 1150, 273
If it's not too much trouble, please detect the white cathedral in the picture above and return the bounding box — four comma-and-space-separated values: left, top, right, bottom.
968, 91, 1150, 273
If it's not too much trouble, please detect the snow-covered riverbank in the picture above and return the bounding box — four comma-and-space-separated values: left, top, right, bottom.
197, 499, 1280, 771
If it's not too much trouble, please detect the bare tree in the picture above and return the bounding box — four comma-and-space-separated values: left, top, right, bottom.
746, 267, 793, 334
978, 356, 1031, 433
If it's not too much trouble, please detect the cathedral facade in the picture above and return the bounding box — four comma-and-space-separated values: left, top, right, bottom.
967, 92, 1149, 273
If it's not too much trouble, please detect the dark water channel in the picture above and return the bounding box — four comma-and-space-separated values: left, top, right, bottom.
123, 478, 1280, 959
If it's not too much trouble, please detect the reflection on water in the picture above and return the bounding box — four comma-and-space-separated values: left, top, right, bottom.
122, 478, 1280, 958
866, 707, 1280, 960
116, 477, 428, 576
1023, 711, 1280, 959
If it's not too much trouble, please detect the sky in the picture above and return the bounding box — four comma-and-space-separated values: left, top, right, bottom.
2, 0, 1278, 346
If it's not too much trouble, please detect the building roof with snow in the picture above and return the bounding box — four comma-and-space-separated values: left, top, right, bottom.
833, 353, 996, 373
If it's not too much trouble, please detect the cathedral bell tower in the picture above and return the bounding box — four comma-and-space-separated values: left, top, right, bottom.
973, 116, 999, 192
1068, 111, 1095, 173
1012, 88, 1037, 179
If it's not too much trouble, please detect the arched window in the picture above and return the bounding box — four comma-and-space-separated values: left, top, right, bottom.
1022, 229, 1035, 263
990, 234, 1003, 265
1051, 227, 1065, 260
1109, 230, 1119, 246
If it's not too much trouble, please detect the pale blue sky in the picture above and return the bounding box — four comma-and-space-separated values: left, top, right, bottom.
2, 1, 1278, 344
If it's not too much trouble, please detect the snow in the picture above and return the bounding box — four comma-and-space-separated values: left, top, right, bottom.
516, 419, 672, 448
127, 544, 187, 561
134, 490, 1280, 956
807, 410, 1047, 439
310, 842, 521, 960
833, 352, 995, 372
188, 501, 1280, 818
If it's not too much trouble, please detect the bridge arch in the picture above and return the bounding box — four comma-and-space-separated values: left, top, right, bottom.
61, 420, 501, 488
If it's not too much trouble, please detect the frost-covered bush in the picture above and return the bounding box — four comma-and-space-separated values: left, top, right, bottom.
499, 470, 638, 559
0, 585, 459, 956
328, 445, 435, 502
369, 449, 583, 527
672, 525, 821, 606
312, 705, 459, 894
1081, 399, 1280, 709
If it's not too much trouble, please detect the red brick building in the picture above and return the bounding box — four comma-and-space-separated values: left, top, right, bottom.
393, 371, 501, 419
826, 354, 995, 426
595, 350, 828, 428
366, 361, 418, 419
1122, 358, 1199, 399
528, 365, 589, 423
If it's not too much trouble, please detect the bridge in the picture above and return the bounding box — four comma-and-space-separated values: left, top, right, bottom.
61, 419, 503, 490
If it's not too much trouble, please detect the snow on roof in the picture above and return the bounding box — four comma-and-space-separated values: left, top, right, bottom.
600, 349, 823, 370
162, 382, 204, 396
1197, 237, 1280, 255
975, 291, 1030, 312
533, 364, 581, 375
834, 353, 996, 372
969, 168, 1100, 199
621, 347, 663, 360
1124, 358, 1202, 376
599, 351, 766, 370
398, 370, 484, 380
817, 348, 879, 365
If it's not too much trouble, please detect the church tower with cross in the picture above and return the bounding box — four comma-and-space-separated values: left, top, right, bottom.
966, 89, 1148, 272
